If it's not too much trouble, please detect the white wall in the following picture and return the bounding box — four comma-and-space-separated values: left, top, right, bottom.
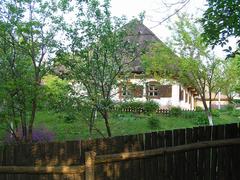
72, 78, 195, 110
113, 78, 194, 110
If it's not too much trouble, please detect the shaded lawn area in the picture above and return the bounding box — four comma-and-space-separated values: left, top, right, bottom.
33, 110, 240, 141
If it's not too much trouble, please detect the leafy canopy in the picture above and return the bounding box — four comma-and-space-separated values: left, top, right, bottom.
201, 0, 240, 56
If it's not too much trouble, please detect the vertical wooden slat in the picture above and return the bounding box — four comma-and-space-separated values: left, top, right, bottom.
211, 124, 218, 180
225, 123, 238, 180
203, 126, 212, 180
165, 130, 173, 180
144, 132, 152, 180
216, 125, 225, 180
185, 128, 193, 180
197, 126, 205, 180
192, 127, 198, 180
156, 131, 165, 178
85, 151, 96, 180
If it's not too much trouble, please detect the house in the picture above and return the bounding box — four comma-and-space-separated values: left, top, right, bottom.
111, 21, 198, 110
195, 92, 229, 109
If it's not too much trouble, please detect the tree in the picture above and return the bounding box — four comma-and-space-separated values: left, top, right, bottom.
218, 56, 240, 101
201, 0, 240, 57
142, 13, 222, 125
0, 0, 59, 142
64, 0, 141, 137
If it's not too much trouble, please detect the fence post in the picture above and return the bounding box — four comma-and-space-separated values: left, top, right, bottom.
85, 151, 96, 180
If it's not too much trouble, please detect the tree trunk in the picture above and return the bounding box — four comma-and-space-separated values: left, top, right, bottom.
207, 111, 213, 126
102, 110, 111, 137
209, 91, 212, 112
20, 110, 28, 142
89, 108, 96, 138
201, 97, 213, 126
28, 95, 37, 142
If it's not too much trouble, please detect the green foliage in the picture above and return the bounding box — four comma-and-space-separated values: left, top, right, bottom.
195, 106, 204, 112
143, 101, 159, 113
64, 0, 142, 137
201, 0, 240, 56
0, 0, 60, 142
116, 101, 159, 113
147, 115, 160, 129
211, 109, 220, 117
117, 101, 143, 109
233, 99, 240, 104
169, 107, 182, 117
231, 110, 240, 117
63, 113, 78, 123
42, 75, 70, 111
181, 111, 196, 119
141, 42, 180, 78
194, 112, 209, 125
225, 104, 235, 111
218, 56, 240, 99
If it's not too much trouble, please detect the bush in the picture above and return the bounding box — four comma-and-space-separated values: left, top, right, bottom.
181, 111, 196, 118
211, 109, 220, 117
116, 101, 158, 114
147, 115, 160, 129
225, 104, 235, 111
195, 106, 204, 112
118, 101, 143, 110
4, 125, 55, 144
233, 99, 240, 104
143, 101, 159, 113
170, 107, 182, 116
231, 110, 240, 117
64, 113, 78, 123
194, 112, 209, 125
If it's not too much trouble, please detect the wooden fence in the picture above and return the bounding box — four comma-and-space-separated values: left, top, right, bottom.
0, 123, 239, 179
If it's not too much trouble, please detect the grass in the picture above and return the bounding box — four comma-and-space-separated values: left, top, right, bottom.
1, 109, 239, 142
32, 110, 240, 141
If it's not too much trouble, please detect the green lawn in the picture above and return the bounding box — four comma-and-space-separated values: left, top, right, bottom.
1, 110, 239, 142
32, 110, 240, 141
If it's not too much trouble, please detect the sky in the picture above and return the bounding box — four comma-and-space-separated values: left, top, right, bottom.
110, 0, 233, 58
111, 0, 206, 40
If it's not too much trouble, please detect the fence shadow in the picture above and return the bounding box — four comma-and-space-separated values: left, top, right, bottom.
0, 123, 239, 179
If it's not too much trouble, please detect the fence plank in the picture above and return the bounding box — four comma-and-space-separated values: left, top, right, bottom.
85, 151, 96, 180
185, 128, 193, 180
165, 130, 173, 180
0, 123, 240, 180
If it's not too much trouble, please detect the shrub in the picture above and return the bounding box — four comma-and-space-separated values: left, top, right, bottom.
181, 111, 196, 118
4, 125, 55, 144
195, 106, 204, 112
118, 101, 143, 110
117, 101, 159, 114
64, 113, 78, 123
143, 101, 159, 113
233, 99, 240, 104
211, 109, 220, 117
147, 115, 160, 129
194, 112, 209, 125
231, 110, 240, 117
225, 104, 235, 111
170, 107, 182, 116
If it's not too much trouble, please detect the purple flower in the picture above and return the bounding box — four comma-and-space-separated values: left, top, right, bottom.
4, 125, 55, 144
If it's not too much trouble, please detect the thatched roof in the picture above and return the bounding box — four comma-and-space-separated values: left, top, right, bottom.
126, 20, 175, 74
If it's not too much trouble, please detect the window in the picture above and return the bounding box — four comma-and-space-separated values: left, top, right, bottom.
122, 85, 132, 96
159, 85, 172, 97
133, 85, 143, 98
147, 82, 160, 98
119, 83, 143, 98
179, 88, 184, 101
185, 92, 188, 103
